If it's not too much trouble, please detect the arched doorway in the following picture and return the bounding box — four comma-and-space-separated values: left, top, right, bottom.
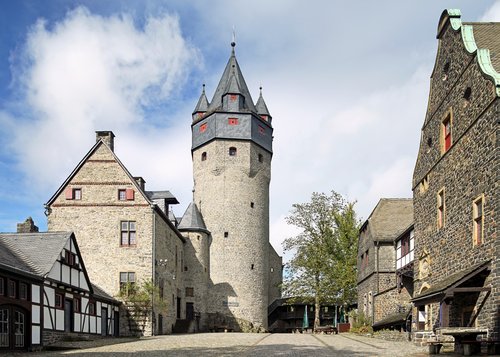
0, 305, 28, 350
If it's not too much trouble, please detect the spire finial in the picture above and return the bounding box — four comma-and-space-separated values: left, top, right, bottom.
202, 83, 205, 94
231, 26, 236, 48
259, 86, 263, 94
192, 188, 195, 200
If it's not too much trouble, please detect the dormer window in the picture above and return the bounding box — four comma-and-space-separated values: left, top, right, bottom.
229, 147, 237, 156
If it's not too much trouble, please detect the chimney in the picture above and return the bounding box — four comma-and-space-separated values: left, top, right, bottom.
96, 131, 115, 151
17, 217, 39, 233
134, 177, 146, 191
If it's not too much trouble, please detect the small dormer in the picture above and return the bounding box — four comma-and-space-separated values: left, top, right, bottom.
192, 84, 209, 122
222, 72, 245, 112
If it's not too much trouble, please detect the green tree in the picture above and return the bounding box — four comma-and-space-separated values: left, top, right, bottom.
282, 191, 360, 329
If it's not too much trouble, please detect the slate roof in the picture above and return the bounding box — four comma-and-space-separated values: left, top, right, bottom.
465, 22, 500, 72
373, 307, 411, 328
193, 84, 209, 114
255, 89, 271, 116
361, 199, 413, 242
206, 45, 257, 114
412, 261, 490, 303
146, 190, 179, 204
0, 232, 71, 277
178, 201, 209, 234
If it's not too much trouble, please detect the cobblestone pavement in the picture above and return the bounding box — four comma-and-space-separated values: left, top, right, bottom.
5, 333, 446, 356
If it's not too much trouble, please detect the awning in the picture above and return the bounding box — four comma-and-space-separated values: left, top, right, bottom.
411, 261, 491, 305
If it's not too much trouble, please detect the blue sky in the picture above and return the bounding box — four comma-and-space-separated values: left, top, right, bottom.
0, 1, 498, 256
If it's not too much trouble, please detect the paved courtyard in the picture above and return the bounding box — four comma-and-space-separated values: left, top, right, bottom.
5, 333, 438, 356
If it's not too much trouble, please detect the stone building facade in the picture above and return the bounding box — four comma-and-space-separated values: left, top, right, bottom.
357, 199, 413, 328
46, 132, 188, 336
411, 9, 499, 341
45, 43, 282, 334
189, 42, 282, 331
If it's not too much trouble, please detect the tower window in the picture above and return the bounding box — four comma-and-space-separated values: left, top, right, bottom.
258, 154, 263, 163
442, 61, 450, 81
224, 232, 229, 238
199, 123, 207, 133
228, 118, 238, 125
463, 87, 472, 107
437, 188, 445, 228
251, 264, 254, 270
473, 195, 484, 245
250, 202, 254, 208
229, 147, 237, 156
441, 112, 452, 153
201, 152, 207, 161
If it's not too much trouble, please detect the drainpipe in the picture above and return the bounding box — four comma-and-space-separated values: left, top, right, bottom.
374, 240, 379, 325
152, 207, 156, 336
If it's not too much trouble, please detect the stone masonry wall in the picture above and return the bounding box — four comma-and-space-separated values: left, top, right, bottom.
193, 139, 271, 330
412, 18, 498, 338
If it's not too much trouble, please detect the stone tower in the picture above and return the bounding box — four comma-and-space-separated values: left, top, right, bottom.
191, 42, 273, 329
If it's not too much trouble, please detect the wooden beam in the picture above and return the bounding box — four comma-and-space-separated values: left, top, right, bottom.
451, 287, 491, 293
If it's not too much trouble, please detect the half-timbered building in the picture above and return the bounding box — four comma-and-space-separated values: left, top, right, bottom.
0, 230, 119, 351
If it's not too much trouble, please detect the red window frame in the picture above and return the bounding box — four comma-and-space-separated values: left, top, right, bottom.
74, 298, 81, 313
228, 118, 238, 125
55, 293, 64, 309
443, 116, 452, 152
88, 301, 96, 315
199, 123, 207, 133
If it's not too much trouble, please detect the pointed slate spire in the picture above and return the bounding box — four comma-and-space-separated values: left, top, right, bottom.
255, 86, 271, 123
178, 200, 209, 234
192, 84, 209, 120
207, 42, 257, 113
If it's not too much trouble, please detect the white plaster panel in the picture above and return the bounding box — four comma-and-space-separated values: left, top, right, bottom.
82, 297, 89, 313
32, 326, 41, 345
97, 301, 102, 316
31, 284, 40, 304
97, 318, 101, 334
56, 309, 65, 331
80, 272, 89, 291
71, 269, 79, 287
61, 264, 70, 284
74, 314, 81, 332
47, 262, 60, 280
90, 316, 96, 333
32, 305, 40, 324
45, 286, 55, 307
43, 307, 52, 329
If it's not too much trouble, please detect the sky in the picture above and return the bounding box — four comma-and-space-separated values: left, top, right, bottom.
0, 1, 499, 258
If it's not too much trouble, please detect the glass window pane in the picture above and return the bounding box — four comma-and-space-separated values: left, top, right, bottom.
121, 222, 128, 230
121, 232, 128, 245
128, 273, 135, 282
129, 232, 136, 245
120, 273, 127, 283
129, 222, 136, 231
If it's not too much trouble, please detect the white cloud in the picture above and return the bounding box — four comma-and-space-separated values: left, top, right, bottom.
6, 6, 199, 198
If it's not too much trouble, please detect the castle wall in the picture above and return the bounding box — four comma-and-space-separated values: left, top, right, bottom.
193, 139, 271, 329
412, 18, 499, 337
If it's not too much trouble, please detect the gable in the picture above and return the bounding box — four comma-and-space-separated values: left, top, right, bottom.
46, 235, 91, 292
46, 140, 151, 207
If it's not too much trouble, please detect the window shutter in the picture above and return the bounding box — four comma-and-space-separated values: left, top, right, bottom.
126, 188, 135, 200
65, 187, 73, 200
